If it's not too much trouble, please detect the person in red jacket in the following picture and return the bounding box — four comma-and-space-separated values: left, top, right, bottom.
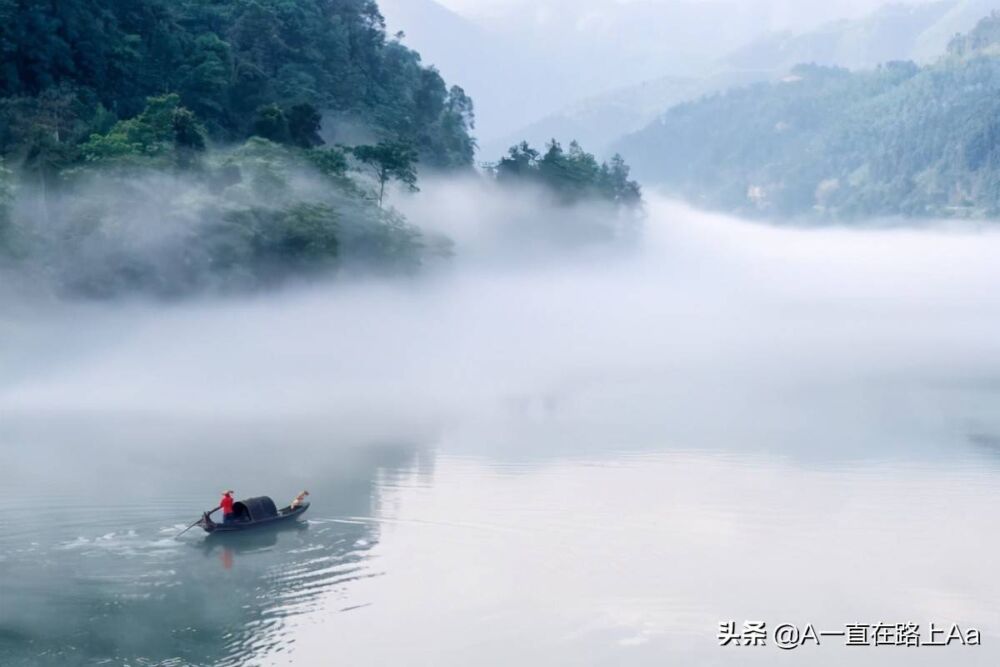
220, 490, 235, 524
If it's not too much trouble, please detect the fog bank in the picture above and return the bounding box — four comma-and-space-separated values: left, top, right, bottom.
4, 194, 1000, 463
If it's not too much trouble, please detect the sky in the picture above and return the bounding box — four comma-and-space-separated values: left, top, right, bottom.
436, 0, 932, 30
382, 0, 951, 146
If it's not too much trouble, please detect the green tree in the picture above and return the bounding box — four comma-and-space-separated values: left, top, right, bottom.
493, 139, 641, 209
600, 154, 642, 208
0, 0, 475, 169
351, 141, 419, 207
251, 104, 290, 144
0, 157, 13, 253
305, 147, 350, 184
288, 103, 323, 148
80, 94, 206, 167
176, 33, 233, 130
496, 141, 540, 180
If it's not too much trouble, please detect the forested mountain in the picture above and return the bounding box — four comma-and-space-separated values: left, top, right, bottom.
489, 0, 1000, 162
0, 0, 475, 168
947, 6, 1000, 53
615, 12, 1000, 220
0, 0, 476, 297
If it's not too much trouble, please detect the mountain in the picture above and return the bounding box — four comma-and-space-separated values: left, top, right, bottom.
720, 1, 957, 72
0, 0, 474, 169
379, 0, 786, 147
480, 71, 769, 160
910, 0, 1000, 59
0, 0, 476, 296
613, 13, 1000, 220
377, 0, 540, 147
491, 0, 1000, 162
724, 0, 1000, 71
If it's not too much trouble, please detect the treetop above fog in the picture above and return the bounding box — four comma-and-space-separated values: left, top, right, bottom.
491, 140, 642, 209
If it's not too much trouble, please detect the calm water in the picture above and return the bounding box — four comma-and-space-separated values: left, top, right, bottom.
4, 204, 1000, 665
3, 395, 1000, 666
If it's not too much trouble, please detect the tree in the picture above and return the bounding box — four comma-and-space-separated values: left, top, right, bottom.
288, 103, 323, 148
305, 147, 350, 184
496, 142, 539, 181
600, 154, 642, 207
251, 104, 290, 144
0, 157, 12, 253
351, 141, 419, 207
0, 0, 476, 169
492, 139, 642, 209
80, 94, 206, 168
176, 33, 233, 130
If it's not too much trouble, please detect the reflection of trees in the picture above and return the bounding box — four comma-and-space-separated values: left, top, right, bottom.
0, 442, 424, 667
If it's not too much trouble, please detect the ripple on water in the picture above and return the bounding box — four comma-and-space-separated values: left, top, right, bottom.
0, 498, 382, 667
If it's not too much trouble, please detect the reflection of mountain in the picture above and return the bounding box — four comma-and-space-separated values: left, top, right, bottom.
0, 435, 429, 667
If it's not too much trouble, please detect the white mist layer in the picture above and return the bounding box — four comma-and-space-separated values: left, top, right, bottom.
3, 194, 1000, 454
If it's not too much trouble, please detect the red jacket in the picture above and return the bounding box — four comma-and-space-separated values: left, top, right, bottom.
221, 494, 234, 515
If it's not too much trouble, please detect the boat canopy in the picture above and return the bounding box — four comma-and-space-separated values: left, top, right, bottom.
231, 496, 278, 522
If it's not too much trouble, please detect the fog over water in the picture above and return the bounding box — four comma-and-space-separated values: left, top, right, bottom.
5, 193, 1000, 427
3, 193, 1000, 665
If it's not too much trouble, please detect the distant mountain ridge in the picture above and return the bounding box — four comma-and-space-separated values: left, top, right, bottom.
613, 13, 1000, 220
480, 71, 767, 160
946, 8, 1000, 54
379, 0, 783, 147
493, 0, 1000, 162
720, 1, 958, 72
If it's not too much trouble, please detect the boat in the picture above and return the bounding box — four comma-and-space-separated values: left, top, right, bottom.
197, 496, 309, 534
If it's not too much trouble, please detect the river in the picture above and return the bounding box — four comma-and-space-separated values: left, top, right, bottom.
2, 200, 1000, 666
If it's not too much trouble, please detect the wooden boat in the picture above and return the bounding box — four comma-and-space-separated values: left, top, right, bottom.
197, 496, 309, 534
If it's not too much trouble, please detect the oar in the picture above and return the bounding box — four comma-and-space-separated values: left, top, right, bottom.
174, 519, 202, 539
174, 506, 219, 539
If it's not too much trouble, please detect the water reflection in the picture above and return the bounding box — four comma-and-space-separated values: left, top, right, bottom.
284, 449, 1000, 667
0, 417, 427, 667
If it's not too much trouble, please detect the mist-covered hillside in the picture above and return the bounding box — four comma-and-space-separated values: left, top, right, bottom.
615, 12, 1000, 220
0, 0, 478, 297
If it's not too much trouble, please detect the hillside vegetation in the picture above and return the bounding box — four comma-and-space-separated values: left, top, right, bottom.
617, 12, 1000, 220
0, 0, 474, 296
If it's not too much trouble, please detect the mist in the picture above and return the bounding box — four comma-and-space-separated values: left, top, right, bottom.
8, 2, 1000, 664
6, 187, 1000, 456
384, 0, 959, 147
7, 181, 1000, 665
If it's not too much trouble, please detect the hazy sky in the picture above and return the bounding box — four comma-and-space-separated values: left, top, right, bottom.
383, 0, 956, 144
437, 0, 924, 11
437, 0, 931, 29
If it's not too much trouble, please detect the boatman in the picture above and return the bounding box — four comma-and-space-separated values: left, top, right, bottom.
290, 490, 309, 509
220, 490, 235, 524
